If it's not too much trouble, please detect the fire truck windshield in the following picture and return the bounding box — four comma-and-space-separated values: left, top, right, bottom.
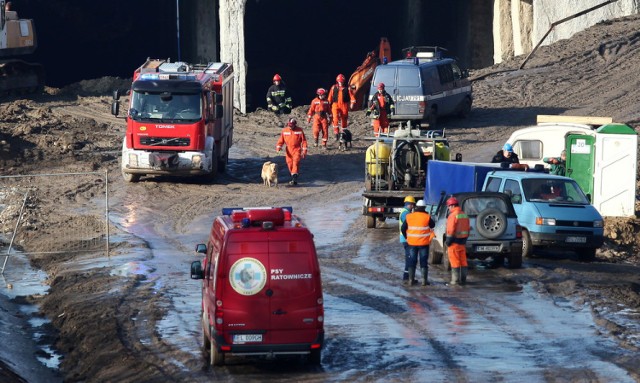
129, 91, 202, 122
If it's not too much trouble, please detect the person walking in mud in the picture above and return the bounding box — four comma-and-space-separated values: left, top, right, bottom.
306, 88, 332, 149
366, 82, 395, 137
266, 74, 292, 115
276, 118, 308, 186
328, 74, 355, 141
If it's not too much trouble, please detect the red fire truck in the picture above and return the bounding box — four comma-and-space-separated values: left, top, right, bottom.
111, 59, 234, 182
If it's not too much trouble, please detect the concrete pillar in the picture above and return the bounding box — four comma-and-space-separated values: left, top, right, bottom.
493, 0, 514, 64
219, 0, 247, 114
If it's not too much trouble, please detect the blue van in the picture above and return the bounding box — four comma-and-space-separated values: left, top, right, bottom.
483, 171, 604, 261
368, 46, 472, 127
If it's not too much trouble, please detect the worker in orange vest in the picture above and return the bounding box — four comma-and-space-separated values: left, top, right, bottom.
276, 118, 308, 186
366, 83, 395, 137
445, 197, 470, 285
328, 74, 356, 140
401, 200, 435, 286
306, 88, 332, 149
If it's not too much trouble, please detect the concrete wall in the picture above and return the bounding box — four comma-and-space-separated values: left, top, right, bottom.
219, 0, 247, 113
494, 0, 640, 64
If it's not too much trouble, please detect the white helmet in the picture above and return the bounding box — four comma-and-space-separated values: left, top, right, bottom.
416, 200, 426, 207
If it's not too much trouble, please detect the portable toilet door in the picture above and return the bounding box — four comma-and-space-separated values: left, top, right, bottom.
593, 124, 638, 217
566, 134, 596, 198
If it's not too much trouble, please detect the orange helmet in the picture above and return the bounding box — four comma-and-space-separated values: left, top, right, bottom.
287, 118, 297, 127
273, 74, 282, 82
377, 83, 385, 90
446, 197, 459, 206
317, 88, 327, 96
336, 74, 346, 83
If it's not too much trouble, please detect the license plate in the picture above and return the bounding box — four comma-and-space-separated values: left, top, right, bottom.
566, 236, 586, 243
476, 245, 500, 252
233, 334, 262, 344
393, 207, 404, 213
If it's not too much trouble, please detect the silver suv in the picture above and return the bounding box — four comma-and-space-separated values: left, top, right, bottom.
428, 192, 523, 269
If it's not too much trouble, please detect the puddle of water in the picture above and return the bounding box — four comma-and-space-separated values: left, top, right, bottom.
300, 191, 362, 248
0, 250, 62, 381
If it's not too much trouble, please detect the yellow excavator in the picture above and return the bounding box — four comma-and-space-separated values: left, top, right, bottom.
0, 0, 44, 93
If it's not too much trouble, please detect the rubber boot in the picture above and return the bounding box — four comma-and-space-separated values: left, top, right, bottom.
421, 268, 430, 286
402, 269, 409, 281
335, 132, 339, 141
450, 267, 460, 285
292, 173, 298, 185
407, 268, 417, 286
460, 267, 468, 285
313, 139, 318, 147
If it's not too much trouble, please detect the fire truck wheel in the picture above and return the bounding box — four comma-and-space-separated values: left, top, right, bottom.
366, 215, 376, 228
217, 145, 229, 173
122, 171, 141, 183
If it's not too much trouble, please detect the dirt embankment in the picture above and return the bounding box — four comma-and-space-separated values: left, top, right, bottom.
1, 13, 640, 383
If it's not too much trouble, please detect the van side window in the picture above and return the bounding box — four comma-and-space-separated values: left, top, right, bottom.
485, 176, 502, 192
398, 67, 420, 87
374, 67, 396, 87
422, 67, 441, 92
504, 180, 522, 204
437, 64, 454, 84
451, 62, 463, 80
514, 140, 542, 161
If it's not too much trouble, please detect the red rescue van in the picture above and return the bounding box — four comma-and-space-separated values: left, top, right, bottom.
190, 207, 324, 366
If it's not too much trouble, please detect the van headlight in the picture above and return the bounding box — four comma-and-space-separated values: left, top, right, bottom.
535, 217, 556, 226
593, 220, 604, 228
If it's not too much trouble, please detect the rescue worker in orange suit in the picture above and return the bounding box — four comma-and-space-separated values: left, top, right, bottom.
366, 83, 395, 137
328, 74, 356, 140
399, 196, 416, 283
445, 197, 470, 285
266, 74, 293, 115
276, 118, 308, 186
306, 88, 332, 149
401, 200, 435, 286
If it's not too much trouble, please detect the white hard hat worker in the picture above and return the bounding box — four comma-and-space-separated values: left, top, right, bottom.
415, 200, 427, 210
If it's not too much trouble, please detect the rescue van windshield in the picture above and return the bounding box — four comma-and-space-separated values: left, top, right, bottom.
129, 91, 202, 122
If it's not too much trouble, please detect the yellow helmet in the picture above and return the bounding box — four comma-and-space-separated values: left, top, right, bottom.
404, 196, 416, 204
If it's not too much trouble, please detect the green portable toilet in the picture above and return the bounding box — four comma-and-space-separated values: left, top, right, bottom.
593, 124, 637, 217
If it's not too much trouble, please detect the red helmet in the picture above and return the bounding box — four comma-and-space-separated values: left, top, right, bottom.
317, 88, 326, 96
377, 82, 385, 90
287, 118, 297, 127
336, 74, 346, 83
446, 197, 459, 206
273, 74, 282, 82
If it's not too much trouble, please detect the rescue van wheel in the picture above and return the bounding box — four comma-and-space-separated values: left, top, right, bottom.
366, 215, 376, 228
308, 349, 322, 365
210, 341, 224, 366
458, 97, 472, 118
122, 171, 141, 183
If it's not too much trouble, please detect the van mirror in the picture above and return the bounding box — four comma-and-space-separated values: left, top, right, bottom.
586, 193, 592, 203
190, 261, 203, 279
111, 100, 120, 116
195, 243, 207, 254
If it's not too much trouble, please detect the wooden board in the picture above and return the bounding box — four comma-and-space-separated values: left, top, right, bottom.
536, 115, 613, 125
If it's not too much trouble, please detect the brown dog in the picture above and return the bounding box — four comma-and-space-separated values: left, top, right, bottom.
261, 161, 279, 187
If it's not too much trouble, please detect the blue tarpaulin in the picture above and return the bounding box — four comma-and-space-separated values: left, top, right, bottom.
424, 161, 501, 205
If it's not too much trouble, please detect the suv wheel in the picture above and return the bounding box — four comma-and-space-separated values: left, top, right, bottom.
507, 252, 523, 269
428, 242, 441, 264
442, 243, 451, 271
476, 208, 507, 239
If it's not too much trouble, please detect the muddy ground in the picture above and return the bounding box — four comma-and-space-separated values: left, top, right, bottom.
1, 13, 640, 383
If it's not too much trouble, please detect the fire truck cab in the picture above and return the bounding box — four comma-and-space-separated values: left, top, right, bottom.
190, 207, 324, 366
112, 59, 234, 183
